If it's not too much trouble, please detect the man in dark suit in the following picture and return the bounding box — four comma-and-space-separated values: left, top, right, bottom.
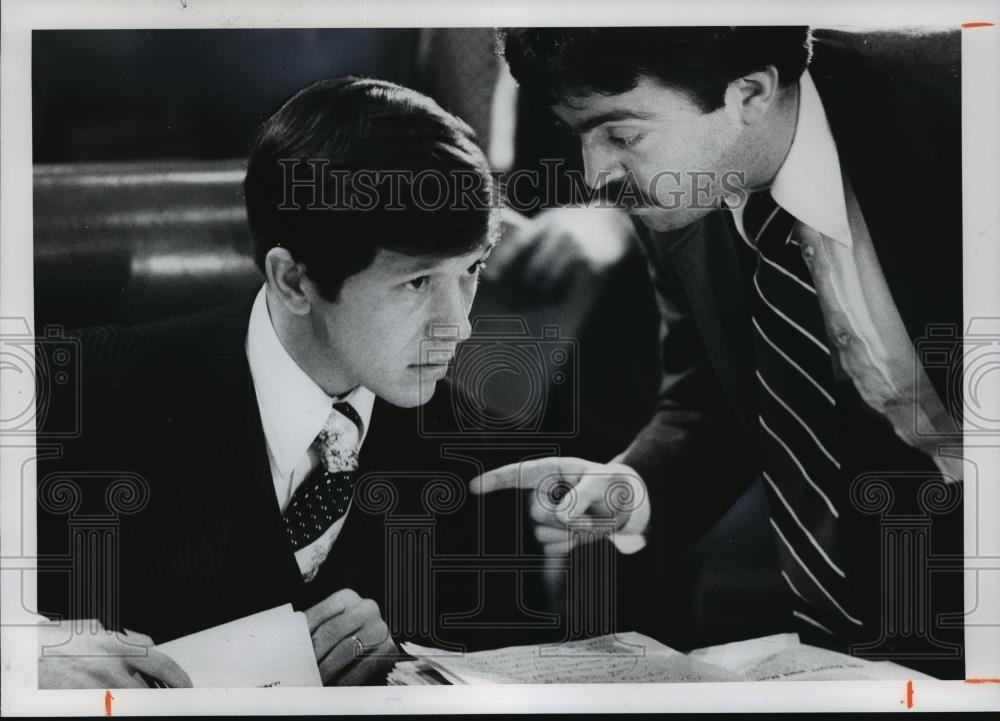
476, 27, 965, 678
37, 76, 500, 687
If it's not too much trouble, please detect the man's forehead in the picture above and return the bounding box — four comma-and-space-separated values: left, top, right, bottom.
552, 83, 666, 130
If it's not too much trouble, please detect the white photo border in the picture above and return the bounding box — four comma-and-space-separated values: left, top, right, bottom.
2, 0, 998, 714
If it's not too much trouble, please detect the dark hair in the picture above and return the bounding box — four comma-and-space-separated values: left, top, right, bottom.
499, 27, 813, 112
244, 76, 498, 300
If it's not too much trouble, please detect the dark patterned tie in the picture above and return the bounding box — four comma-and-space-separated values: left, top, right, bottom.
283, 401, 364, 554
743, 190, 862, 641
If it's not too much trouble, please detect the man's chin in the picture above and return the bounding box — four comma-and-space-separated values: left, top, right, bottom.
382, 378, 441, 409
632, 206, 713, 233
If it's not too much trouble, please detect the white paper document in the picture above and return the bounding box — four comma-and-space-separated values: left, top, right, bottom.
392, 632, 934, 685
393, 632, 741, 684
155, 604, 322, 687
688, 633, 935, 681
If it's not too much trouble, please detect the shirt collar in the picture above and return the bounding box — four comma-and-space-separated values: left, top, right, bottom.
769, 69, 853, 247
245, 285, 375, 479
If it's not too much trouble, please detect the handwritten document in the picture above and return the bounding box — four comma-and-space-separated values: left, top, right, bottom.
393, 632, 740, 684
155, 604, 322, 687
688, 633, 934, 681
391, 632, 933, 685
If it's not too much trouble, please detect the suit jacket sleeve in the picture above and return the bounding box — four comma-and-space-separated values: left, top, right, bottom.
618, 230, 757, 560
36, 321, 155, 626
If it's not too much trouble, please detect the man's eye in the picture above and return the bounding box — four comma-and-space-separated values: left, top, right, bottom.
608, 131, 642, 148
467, 260, 487, 275
406, 275, 430, 291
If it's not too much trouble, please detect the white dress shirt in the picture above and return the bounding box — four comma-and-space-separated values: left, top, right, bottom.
730, 70, 961, 481
245, 284, 376, 576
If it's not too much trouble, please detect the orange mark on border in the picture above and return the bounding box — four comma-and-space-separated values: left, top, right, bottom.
965, 677, 1000, 683
962, 22, 994, 28
104, 690, 113, 716
906, 680, 914, 709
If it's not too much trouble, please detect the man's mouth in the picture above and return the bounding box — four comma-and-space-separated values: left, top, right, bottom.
410, 362, 451, 379
410, 358, 454, 371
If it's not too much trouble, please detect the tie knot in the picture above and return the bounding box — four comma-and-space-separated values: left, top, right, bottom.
332, 401, 364, 434
742, 190, 793, 252
312, 401, 362, 473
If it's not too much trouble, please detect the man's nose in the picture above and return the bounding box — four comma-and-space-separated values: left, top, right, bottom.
430, 285, 473, 345
455, 308, 473, 343
582, 140, 626, 191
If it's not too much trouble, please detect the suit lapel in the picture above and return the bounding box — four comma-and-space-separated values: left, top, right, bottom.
663, 213, 759, 442
201, 298, 307, 619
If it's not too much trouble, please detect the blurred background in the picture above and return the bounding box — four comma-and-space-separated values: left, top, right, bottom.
32, 26, 657, 461
33, 28, 783, 651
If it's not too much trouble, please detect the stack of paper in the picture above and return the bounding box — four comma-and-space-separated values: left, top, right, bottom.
389, 632, 933, 685
388, 632, 741, 684
688, 633, 934, 681
155, 604, 322, 687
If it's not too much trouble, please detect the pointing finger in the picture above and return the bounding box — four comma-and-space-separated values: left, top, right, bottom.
542, 537, 579, 556
469, 463, 524, 495
470, 458, 573, 495
534, 524, 571, 544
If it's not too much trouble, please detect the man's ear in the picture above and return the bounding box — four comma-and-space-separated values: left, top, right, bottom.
264, 247, 312, 316
724, 65, 783, 126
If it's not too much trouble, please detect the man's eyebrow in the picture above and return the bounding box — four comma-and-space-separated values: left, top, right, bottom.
390, 244, 495, 275
390, 257, 447, 275
566, 109, 657, 134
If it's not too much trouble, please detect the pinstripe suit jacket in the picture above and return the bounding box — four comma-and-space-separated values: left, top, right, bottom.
615, 29, 964, 677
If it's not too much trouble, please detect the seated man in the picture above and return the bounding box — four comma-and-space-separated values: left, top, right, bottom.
36, 76, 499, 687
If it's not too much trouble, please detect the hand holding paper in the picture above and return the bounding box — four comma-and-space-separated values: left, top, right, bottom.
154, 605, 321, 687
306, 588, 399, 685
38, 618, 191, 689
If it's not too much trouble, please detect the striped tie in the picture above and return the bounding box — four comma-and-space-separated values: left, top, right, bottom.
743, 190, 863, 641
